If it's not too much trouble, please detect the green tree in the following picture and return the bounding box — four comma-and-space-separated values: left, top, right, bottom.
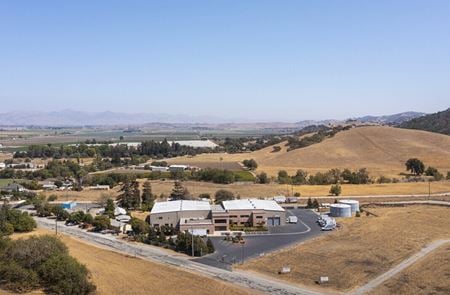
256, 172, 270, 184
242, 159, 258, 170
141, 181, 155, 211
405, 158, 425, 175
278, 170, 291, 184
306, 197, 313, 209
292, 169, 308, 185
312, 199, 320, 209
92, 216, 110, 232
214, 189, 235, 204
130, 217, 149, 235
206, 238, 215, 253
105, 198, 115, 218
329, 184, 342, 196
170, 180, 190, 200
117, 180, 140, 209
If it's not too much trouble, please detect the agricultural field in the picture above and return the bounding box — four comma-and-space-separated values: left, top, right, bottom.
370, 243, 450, 295
238, 205, 450, 292
165, 126, 450, 178
6, 228, 254, 295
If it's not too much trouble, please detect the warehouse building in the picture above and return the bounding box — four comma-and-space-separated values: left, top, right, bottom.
149, 199, 286, 235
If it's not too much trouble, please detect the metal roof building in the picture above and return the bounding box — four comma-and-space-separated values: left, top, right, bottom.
222, 199, 285, 212
151, 200, 211, 214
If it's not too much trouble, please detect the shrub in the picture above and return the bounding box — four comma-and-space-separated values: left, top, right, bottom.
0, 222, 14, 237
47, 194, 58, 202
329, 184, 342, 196
355, 211, 361, 217
0, 261, 40, 292
38, 254, 96, 295
6, 235, 67, 269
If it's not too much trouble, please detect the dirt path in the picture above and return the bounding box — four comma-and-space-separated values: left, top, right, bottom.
351, 239, 450, 295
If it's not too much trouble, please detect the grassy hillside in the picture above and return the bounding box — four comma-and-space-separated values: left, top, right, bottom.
165, 126, 450, 177
400, 108, 450, 135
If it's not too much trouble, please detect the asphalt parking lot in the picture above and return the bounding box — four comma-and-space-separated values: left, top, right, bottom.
194, 209, 324, 270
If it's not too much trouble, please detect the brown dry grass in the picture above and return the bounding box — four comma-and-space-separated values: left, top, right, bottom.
146, 180, 450, 199
165, 126, 450, 177
370, 243, 450, 295
43, 179, 450, 202
40, 187, 119, 202
238, 206, 450, 292
7, 228, 254, 295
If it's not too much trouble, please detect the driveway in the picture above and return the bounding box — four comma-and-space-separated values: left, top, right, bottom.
194, 209, 324, 269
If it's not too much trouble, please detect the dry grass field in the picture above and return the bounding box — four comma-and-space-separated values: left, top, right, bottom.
165, 126, 450, 177
5, 228, 254, 295
238, 205, 450, 292
40, 179, 450, 202
370, 243, 450, 295
41, 187, 120, 202
146, 179, 450, 199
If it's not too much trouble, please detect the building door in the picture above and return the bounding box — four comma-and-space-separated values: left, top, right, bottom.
268, 217, 280, 226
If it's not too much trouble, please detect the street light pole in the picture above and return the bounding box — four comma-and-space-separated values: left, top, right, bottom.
55, 218, 58, 235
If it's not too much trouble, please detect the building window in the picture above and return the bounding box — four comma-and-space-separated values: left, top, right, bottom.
256, 216, 263, 219
214, 219, 227, 224
229, 215, 238, 218
240, 215, 249, 218
158, 217, 163, 220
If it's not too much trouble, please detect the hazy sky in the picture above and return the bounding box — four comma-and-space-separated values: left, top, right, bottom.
1, 1, 449, 121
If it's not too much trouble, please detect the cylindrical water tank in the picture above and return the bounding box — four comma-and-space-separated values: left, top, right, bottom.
330, 204, 352, 217
339, 200, 360, 214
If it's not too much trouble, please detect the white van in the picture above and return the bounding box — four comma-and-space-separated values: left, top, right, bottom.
287, 216, 298, 224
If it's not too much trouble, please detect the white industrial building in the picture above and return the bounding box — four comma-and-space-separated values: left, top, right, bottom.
149, 199, 286, 235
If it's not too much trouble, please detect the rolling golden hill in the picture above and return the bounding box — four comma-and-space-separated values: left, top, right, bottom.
166, 126, 450, 177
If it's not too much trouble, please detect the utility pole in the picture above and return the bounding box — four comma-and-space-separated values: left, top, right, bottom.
191, 228, 194, 257
55, 218, 58, 235
241, 242, 244, 264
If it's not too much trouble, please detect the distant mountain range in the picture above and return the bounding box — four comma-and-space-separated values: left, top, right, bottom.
351, 111, 426, 124
0, 109, 427, 127
295, 111, 426, 128
399, 108, 450, 135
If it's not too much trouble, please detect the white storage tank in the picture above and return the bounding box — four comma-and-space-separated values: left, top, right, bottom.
330, 204, 352, 217
339, 200, 360, 214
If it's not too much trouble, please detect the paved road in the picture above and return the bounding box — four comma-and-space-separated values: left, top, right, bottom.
35, 217, 332, 295
194, 209, 323, 269
370, 200, 450, 207
351, 239, 450, 295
